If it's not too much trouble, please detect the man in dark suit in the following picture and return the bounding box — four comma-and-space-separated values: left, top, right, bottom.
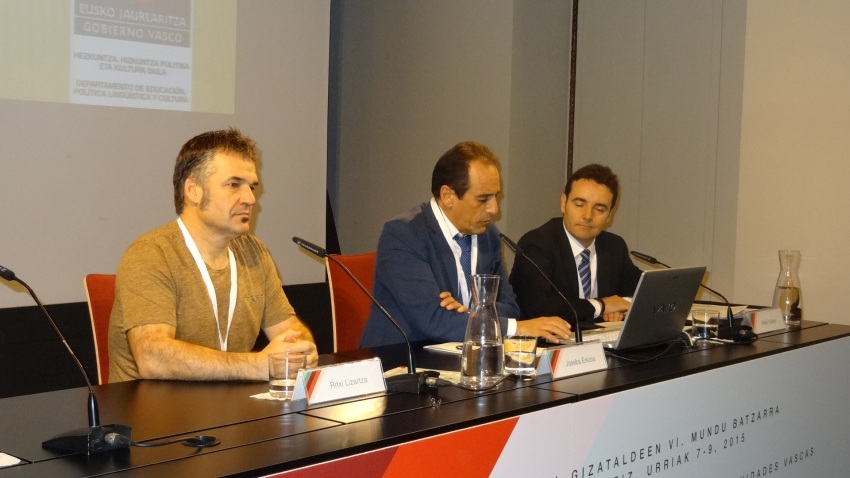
360, 141, 572, 348
510, 164, 643, 327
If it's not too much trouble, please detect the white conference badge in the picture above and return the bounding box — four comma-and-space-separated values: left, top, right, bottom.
292, 357, 386, 405
541, 342, 608, 379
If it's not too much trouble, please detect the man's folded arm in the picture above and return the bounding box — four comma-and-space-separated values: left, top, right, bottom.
128, 323, 267, 381
376, 224, 471, 342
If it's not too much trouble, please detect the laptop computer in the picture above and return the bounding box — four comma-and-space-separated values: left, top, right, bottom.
572, 266, 706, 350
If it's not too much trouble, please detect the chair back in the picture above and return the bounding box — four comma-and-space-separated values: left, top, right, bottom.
325, 253, 376, 352
84, 274, 116, 384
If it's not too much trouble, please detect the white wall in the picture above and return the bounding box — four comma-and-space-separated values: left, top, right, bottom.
735, 0, 850, 323
334, 0, 516, 255
337, 0, 850, 327
333, 0, 577, 259
504, 2, 573, 242
0, 1, 330, 308
574, 0, 746, 295
567, 0, 849, 324
333, 0, 748, 283
333, 0, 742, 287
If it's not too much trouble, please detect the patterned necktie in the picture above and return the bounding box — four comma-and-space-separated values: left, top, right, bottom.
579, 249, 591, 299
454, 233, 472, 296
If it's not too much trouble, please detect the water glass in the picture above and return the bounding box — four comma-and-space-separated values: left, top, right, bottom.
268, 351, 306, 399
503, 335, 539, 379
691, 309, 720, 339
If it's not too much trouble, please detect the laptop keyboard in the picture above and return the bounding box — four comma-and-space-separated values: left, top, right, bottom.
581, 329, 621, 344
554, 323, 625, 345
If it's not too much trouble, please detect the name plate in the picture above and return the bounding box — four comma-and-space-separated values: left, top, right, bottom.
744, 307, 786, 333
292, 357, 386, 405
542, 342, 607, 379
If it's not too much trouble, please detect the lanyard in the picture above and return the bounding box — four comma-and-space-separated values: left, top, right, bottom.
176, 218, 237, 351
432, 199, 476, 306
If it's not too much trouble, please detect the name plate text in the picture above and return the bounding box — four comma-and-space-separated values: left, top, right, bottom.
293, 357, 386, 405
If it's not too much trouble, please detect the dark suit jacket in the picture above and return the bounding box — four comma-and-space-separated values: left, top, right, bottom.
359, 202, 520, 347
509, 217, 642, 325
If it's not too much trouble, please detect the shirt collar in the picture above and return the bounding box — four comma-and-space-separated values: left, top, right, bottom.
561, 221, 596, 258
430, 197, 462, 240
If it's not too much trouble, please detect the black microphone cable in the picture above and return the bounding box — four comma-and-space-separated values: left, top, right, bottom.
105, 433, 220, 449
433, 374, 511, 392
604, 339, 681, 363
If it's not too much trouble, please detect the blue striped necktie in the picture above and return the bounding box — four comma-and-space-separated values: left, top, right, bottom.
454, 233, 472, 296
579, 249, 591, 299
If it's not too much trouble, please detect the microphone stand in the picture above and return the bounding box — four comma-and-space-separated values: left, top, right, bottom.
292, 238, 438, 394
499, 234, 582, 343
0, 265, 132, 455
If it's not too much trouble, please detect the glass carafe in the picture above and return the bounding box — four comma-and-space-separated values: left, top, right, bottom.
772, 249, 802, 327
460, 274, 504, 390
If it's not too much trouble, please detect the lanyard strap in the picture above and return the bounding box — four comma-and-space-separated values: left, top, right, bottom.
176, 218, 237, 351
432, 199, 476, 306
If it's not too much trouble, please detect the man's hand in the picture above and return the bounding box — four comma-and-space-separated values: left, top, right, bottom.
439, 291, 468, 313
263, 330, 319, 367
515, 316, 572, 343
601, 310, 627, 322
599, 296, 631, 322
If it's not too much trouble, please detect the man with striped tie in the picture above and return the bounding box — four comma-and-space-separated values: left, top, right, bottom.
359, 141, 572, 348
509, 164, 643, 328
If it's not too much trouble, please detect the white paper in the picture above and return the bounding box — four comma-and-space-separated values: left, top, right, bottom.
423, 342, 464, 355
0, 452, 22, 468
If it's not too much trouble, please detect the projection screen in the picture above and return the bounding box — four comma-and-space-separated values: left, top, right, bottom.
0, 0, 330, 307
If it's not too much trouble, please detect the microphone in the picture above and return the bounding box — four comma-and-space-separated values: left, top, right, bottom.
0, 264, 132, 455
629, 251, 749, 341
292, 237, 438, 394
499, 233, 582, 343
628, 250, 671, 268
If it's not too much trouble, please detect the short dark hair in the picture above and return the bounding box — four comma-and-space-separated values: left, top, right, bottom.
431, 141, 500, 199
564, 163, 620, 208
172, 128, 259, 214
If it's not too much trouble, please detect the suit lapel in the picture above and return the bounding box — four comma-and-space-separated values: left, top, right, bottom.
424, 204, 460, 294
554, 221, 581, 296
477, 232, 494, 274
594, 234, 614, 296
